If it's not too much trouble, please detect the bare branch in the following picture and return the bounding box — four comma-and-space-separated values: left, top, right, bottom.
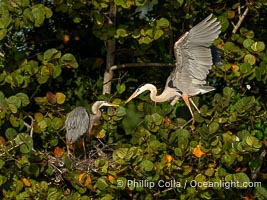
232, 6, 249, 34
251, 149, 266, 181
102, 3, 117, 94
103, 63, 174, 86
109, 63, 174, 72
24, 115, 36, 151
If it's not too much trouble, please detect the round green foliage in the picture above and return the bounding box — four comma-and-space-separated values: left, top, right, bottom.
0, 0, 266, 199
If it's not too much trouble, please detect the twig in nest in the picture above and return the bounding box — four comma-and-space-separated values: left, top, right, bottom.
73, 141, 116, 173
0, 141, 24, 157
47, 155, 66, 185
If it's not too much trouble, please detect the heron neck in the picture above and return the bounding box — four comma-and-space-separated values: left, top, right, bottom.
149, 86, 176, 102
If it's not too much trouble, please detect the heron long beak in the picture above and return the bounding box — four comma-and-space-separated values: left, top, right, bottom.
106, 103, 119, 107
125, 91, 138, 104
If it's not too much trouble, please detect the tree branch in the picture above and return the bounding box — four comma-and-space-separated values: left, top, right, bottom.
102, 3, 116, 94
109, 63, 174, 72
251, 149, 266, 181
232, 6, 249, 34
103, 63, 174, 86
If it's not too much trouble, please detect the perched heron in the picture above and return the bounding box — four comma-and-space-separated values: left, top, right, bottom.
65, 101, 117, 159
125, 14, 223, 124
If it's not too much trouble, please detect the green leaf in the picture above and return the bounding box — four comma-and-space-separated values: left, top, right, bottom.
149, 140, 162, 151
240, 63, 252, 74
223, 87, 234, 98
32, 6, 45, 27
10, 114, 21, 127
51, 117, 63, 130
14, 133, 33, 154
177, 0, 184, 6
195, 174, 207, 182
225, 173, 250, 188
114, 0, 132, 8
255, 187, 267, 200
44, 7, 53, 18
243, 38, 254, 49
61, 53, 78, 68
0, 27, 8, 39
116, 177, 127, 189
245, 135, 262, 149
116, 83, 126, 94
154, 29, 164, 40
251, 41, 265, 52
34, 97, 49, 105
244, 54, 256, 65
16, 93, 30, 107
43, 48, 61, 61
176, 129, 190, 149
156, 18, 169, 28
8, 103, 18, 113
5, 128, 17, 140
139, 160, 154, 172
73, 16, 81, 23
116, 28, 128, 37
255, 67, 262, 81
0, 159, 5, 169
0, 8, 11, 29
112, 148, 133, 164
7, 96, 22, 109
240, 28, 254, 38
218, 15, 229, 32
49, 64, 62, 78
95, 177, 108, 190
224, 42, 235, 51
139, 36, 153, 44
174, 148, 183, 157
115, 106, 126, 117
135, 0, 146, 6
216, 167, 227, 177
208, 122, 219, 134
222, 153, 236, 166
234, 96, 255, 113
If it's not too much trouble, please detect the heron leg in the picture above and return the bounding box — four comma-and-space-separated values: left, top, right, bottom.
189, 98, 201, 113
82, 137, 87, 160
176, 118, 193, 129
66, 140, 75, 158
182, 95, 195, 124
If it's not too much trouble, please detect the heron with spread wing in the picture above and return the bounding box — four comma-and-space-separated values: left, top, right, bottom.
125, 14, 223, 124
65, 101, 117, 159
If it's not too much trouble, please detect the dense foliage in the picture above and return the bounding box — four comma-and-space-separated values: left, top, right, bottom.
0, 0, 266, 199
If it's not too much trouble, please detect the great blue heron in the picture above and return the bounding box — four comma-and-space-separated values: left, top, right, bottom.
125, 14, 223, 124
65, 101, 117, 159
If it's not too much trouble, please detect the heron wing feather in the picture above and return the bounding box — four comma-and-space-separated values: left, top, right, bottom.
170, 14, 221, 90
65, 107, 90, 143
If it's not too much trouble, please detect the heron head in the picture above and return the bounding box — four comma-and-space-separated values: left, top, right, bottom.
91, 101, 119, 114
125, 84, 155, 104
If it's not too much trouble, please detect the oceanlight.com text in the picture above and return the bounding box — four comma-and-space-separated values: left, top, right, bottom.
116, 179, 261, 190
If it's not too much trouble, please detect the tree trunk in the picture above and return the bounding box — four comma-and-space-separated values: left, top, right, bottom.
103, 3, 116, 94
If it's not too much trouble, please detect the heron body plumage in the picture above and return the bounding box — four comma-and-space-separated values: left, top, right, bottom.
65, 101, 118, 158
65, 106, 90, 144
125, 14, 223, 124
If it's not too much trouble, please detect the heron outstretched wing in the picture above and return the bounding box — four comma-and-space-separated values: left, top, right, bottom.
169, 14, 221, 89
65, 106, 90, 143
